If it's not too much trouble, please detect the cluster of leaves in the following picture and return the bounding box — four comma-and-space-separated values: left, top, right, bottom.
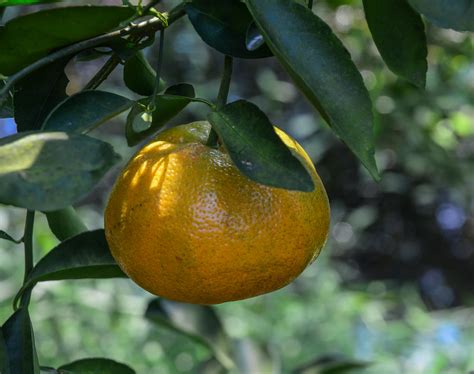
0, 0, 472, 372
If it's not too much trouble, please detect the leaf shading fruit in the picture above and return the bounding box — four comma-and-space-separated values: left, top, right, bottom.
104, 122, 330, 304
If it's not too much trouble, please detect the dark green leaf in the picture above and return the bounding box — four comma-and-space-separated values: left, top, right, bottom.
45, 207, 88, 241
0, 0, 60, 6
208, 100, 315, 191
126, 83, 195, 146
0, 6, 135, 75
245, 0, 379, 179
123, 52, 165, 96
112, 35, 156, 62
0, 230, 21, 243
58, 358, 135, 374
42, 91, 132, 133
145, 298, 234, 370
14, 229, 126, 307
408, 0, 474, 31
246, 22, 265, 52
0, 327, 9, 374
185, 0, 272, 58
293, 354, 370, 374
363, 0, 427, 88
14, 58, 70, 132
0, 131, 120, 211
2, 308, 39, 374
75, 48, 114, 62
0, 81, 13, 118
40, 367, 57, 374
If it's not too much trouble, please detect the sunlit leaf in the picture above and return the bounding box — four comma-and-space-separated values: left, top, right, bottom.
58, 358, 135, 374
245, 0, 379, 179
0, 132, 120, 211
2, 308, 39, 374
186, 0, 272, 58
408, 0, 474, 31
208, 100, 315, 191
126, 83, 195, 146
363, 0, 427, 88
42, 91, 132, 133
145, 298, 234, 370
14, 58, 70, 132
0, 6, 135, 75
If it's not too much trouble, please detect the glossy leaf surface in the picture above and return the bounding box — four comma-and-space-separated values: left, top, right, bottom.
186, 0, 271, 58
42, 91, 132, 133
126, 84, 195, 146
208, 100, 315, 191
363, 0, 427, 87
245, 0, 379, 179
0, 6, 134, 75
408, 0, 474, 31
0, 132, 120, 211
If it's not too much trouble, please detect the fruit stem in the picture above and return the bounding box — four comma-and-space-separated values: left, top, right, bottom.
23, 210, 35, 284
18, 210, 35, 309
207, 55, 233, 147
216, 55, 233, 109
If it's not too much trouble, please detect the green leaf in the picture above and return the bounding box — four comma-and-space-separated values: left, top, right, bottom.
126, 84, 195, 146
40, 367, 56, 374
293, 354, 370, 374
0, 0, 60, 6
58, 358, 135, 374
408, 0, 474, 31
42, 91, 132, 133
245, 0, 379, 179
45, 207, 88, 241
246, 22, 266, 52
14, 229, 126, 308
123, 52, 165, 96
145, 299, 234, 370
0, 327, 9, 374
2, 308, 40, 374
75, 48, 114, 62
0, 80, 13, 118
14, 58, 70, 132
0, 230, 21, 244
363, 0, 427, 88
0, 131, 120, 211
0, 6, 135, 75
208, 100, 315, 191
185, 0, 272, 59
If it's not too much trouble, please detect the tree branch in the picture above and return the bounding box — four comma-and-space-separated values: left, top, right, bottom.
0, 2, 186, 97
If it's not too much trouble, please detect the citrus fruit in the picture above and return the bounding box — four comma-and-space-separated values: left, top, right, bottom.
104, 121, 330, 304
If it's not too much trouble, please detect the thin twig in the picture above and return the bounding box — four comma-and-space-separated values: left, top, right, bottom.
83, 0, 167, 90
147, 29, 165, 112
207, 55, 233, 147
84, 55, 122, 90
22, 210, 35, 284
216, 55, 233, 109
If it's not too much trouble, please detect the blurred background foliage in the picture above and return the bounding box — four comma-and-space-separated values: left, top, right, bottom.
1, 0, 474, 373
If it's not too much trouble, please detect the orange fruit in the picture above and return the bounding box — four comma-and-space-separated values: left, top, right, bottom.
104, 121, 330, 304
